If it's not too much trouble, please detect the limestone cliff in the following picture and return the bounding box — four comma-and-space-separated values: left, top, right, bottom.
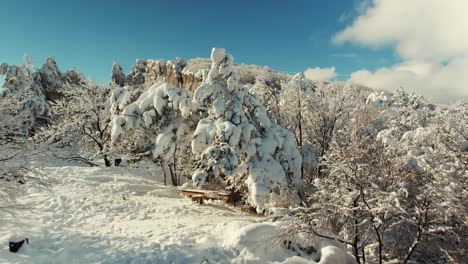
119, 58, 203, 91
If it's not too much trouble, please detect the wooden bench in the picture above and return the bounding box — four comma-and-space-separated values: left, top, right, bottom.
180, 189, 232, 204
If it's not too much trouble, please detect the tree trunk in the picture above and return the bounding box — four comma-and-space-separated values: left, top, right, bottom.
352, 196, 362, 264
103, 154, 111, 167
168, 165, 178, 186
161, 163, 167, 186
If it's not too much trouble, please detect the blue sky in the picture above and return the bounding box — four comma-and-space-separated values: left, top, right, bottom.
0, 0, 398, 84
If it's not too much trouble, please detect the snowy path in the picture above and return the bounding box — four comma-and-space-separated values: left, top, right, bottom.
0, 164, 258, 263
1, 164, 355, 264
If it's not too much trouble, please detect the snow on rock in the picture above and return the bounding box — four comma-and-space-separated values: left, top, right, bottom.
36, 57, 86, 101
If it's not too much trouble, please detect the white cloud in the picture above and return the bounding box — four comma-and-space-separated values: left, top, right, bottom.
334, 0, 468, 103
304, 67, 337, 81
334, 0, 468, 61
349, 58, 468, 103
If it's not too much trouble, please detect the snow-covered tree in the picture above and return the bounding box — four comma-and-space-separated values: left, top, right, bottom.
280, 81, 372, 180
109, 48, 303, 212
295, 137, 465, 263
292, 92, 467, 263
41, 81, 112, 166
189, 48, 302, 213
0, 62, 51, 211
110, 80, 195, 185
250, 70, 288, 125
0, 60, 48, 138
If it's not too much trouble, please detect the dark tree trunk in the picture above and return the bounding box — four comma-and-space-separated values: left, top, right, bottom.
352, 196, 362, 264
103, 154, 111, 167
168, 165, 178, 186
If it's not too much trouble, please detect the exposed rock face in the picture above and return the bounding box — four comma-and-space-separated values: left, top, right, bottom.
64, 69, 86, 87
114, 56, 288, 93
123, 58, 203, 91
0, 57, 89, 135
111, 62, 126, 87
39, 58, 64, 101
0, 63, 8, 75
125, 59, 147, 87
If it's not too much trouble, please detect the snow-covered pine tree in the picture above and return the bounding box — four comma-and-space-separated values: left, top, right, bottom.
110, 48, 303, 213
190, 48, 302, 213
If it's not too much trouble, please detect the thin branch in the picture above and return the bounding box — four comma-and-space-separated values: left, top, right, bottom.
0, 153, 17, 162
53, 154, 99, 167
82, 124, 103, 150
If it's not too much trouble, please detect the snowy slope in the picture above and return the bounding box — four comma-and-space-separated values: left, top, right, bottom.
0, 164, 353, 264
0, 164, 250, 263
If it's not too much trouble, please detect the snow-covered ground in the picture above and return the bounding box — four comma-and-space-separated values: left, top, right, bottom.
0, 163, 353, 264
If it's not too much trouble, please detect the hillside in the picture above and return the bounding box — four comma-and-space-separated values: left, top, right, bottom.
1, 48, 466, 263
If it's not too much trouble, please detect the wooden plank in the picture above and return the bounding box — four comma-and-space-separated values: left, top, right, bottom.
181, 189, 232, 203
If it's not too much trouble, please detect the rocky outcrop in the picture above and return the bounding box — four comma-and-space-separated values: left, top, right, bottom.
0, 58, 88, 136
36, 58, 85, 101
0, 57, 87, 101
122, 58, 203, 91
64, 69, 86, 88
112, 56, 290, 93
39, 58, 64, 101
111, 62, 125, 87
0, 63, 8, 75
